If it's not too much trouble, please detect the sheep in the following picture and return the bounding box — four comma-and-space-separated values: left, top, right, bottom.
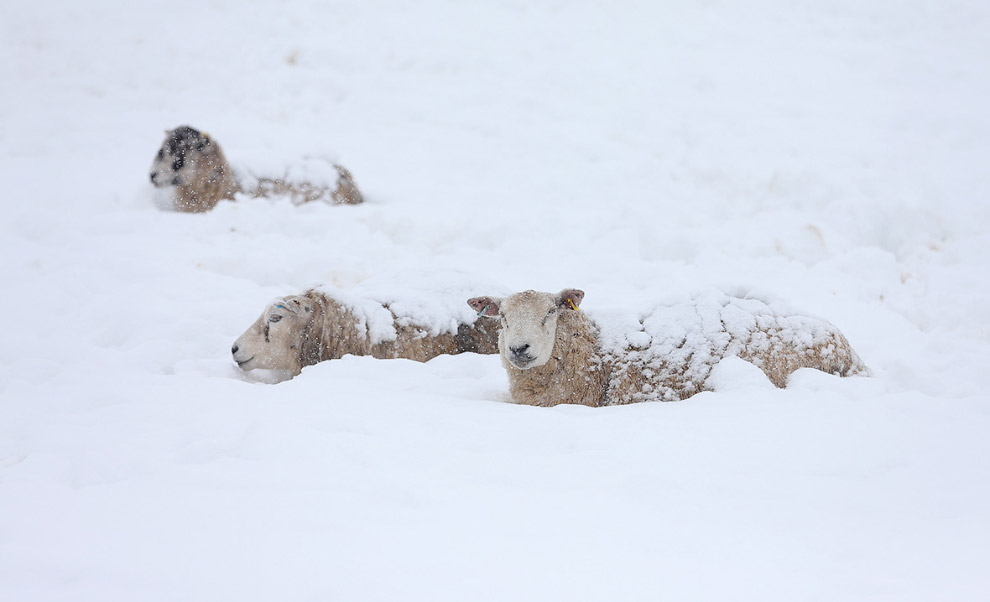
232, 289, 500, 377
149, 125, 364, 212
467, 288, 868, 407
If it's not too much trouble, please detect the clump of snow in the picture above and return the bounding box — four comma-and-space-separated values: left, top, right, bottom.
707, 355, 777, 392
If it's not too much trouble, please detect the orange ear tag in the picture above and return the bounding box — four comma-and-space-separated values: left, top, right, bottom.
567, 299, 578, 311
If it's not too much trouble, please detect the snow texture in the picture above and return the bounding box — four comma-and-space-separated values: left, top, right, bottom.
2, 0, 989, 600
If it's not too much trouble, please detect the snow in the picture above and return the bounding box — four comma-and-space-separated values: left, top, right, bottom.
2, 0, 989, 600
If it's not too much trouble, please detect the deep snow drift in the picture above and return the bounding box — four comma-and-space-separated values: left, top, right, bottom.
2, 1, 989, 600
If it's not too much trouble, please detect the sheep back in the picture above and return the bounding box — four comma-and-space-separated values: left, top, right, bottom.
599, 291, 868, 404
243, 161, 363, 206
307, 290, 501, 366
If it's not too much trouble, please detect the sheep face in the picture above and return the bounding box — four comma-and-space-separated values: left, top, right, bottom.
231, 296, 319, 375
468, 289, 584, 370
149, 125, 211, 188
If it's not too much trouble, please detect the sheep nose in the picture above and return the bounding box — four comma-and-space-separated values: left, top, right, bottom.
510, 344, 530, 357
231, 344, 239, 356
149, 172, 158, 183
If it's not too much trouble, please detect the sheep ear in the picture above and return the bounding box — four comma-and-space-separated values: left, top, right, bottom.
278, 295, 316, 314
468, 296, 501, 317
556, 288, 585, 310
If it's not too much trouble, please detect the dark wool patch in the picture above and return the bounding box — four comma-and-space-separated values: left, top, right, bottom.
165, 126, 207, 166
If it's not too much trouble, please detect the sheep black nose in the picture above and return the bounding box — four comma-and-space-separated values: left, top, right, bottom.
231, 344, 239, 356
150, 172, 158, 183
510, 344, 530, 357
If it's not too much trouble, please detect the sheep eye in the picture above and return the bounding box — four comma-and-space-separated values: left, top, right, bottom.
269, 315, 282, 323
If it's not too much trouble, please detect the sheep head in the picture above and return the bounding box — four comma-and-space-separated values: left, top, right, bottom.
149, 125, 220, 188
232, 295, 322, 375
468, 288, 584, 370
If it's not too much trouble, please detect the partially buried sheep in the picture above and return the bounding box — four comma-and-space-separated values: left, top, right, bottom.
233, 287, 501, 377
149, 125, 364, 212
468, 288, 868, 407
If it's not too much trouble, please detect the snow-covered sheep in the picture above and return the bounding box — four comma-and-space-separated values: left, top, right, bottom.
233, 288, 500, 377
468, 288, 868, 407
149, 125, 363, 212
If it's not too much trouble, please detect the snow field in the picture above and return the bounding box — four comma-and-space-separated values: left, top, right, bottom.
2, 0, 989, 600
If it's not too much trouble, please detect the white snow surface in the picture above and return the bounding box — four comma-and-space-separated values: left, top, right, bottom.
2, 1, 989, 600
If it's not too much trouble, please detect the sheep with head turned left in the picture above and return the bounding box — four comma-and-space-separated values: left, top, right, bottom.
232, 289, 500, 378
149, 125, 363, 212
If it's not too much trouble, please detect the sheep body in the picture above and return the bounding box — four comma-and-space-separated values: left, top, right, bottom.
306, 290, 501, 364
470, 288, 867, 407
245, 159, 363, 207
150, 125, 363, 212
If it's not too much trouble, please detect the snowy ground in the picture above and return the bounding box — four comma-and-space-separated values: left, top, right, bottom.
2, 1, 989, 599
